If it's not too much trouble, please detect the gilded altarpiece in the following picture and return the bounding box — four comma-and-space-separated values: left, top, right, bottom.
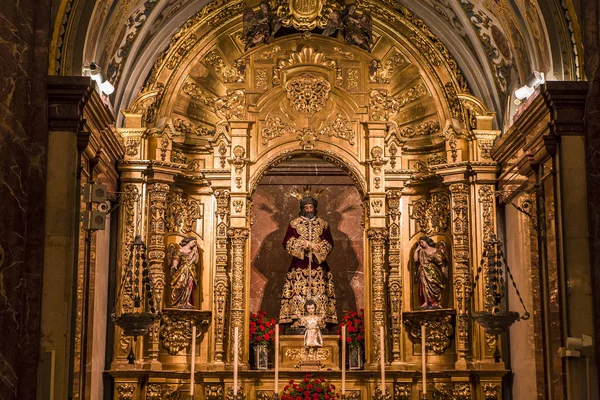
109, 1, 505, 399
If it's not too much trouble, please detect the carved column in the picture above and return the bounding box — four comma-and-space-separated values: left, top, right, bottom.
386, 191, 402, 363
448, 183, 472, 369
146, 182, 170, 366
476, 184, 499, 358
228, 227, 249, 364
368, 228, 388, 364
213, 190, 230, 363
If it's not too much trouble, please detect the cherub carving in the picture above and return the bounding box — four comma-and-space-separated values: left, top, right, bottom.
322, 4, 373, 52
242, 2, 282, 50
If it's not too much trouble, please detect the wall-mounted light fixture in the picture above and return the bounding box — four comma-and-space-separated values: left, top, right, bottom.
83, 62, 115, 95
514, 71, 545, 104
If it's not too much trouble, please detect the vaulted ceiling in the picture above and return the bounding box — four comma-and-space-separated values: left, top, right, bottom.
49, 0, 583, 129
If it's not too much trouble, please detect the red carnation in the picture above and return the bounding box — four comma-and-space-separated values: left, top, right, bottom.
264, 334, 271, 340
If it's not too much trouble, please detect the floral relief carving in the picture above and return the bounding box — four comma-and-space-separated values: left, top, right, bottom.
228, 145, 248, 174
232, 199, 244, 214
205, 383, 224, 400
394, 383, 411, 400
255, 68, 268, 90
261, 116, 296, 144
371, 199, 383, 214
285, 75, 331, 117
117, 383, 136, 400
482, 382, 501, 399
410, 193, 450, 235
147, 384, 180, 400
205, 50, 245, 83
347, 68, 360, 90
214, 89, 246, 120
321, 114, 356, 145
298, 127, 320, 150
367, 146, 386, 174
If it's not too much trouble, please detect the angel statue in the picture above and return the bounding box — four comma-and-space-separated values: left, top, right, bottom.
168, 236, 199, 309
322, 4, 373, 51
413, 236, 449, 309
242, 2, 282, 50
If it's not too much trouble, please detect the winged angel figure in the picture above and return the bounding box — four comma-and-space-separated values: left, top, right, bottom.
413, 236, 449, 309
243, 2, 282, 50
322, 4, 373, 51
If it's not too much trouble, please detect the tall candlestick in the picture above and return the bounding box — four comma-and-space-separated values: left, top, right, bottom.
275, 324, 279, 396
379, 325, 385, 394
190, 325, 197, 398
341, 325, 346, 396
421, 325, 427, 398
234, 327, 239, 397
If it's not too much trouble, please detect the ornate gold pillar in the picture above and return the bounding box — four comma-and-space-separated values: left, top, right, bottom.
146, 182, 170, 367
368, 228, 388, 364
365, 121, 389, 366
448, 182, 472, 369
213, 190, 230, 364
386, 190, 402, 364
228, 227, 249, 364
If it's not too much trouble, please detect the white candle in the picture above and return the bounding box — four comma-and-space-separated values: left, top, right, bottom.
341, 325, 346, 396
379, 325, 385, 394
421, 325, 427, 396
234, 326, 239, 397
275, 324, 279, 395
190, 325, 196, 397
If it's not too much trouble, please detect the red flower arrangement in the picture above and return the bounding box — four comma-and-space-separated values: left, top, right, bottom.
249, 310, 276, 346
281, 374, 340, 400
337, 309, 365, 347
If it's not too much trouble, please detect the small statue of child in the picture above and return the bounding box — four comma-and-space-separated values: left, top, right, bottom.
299, 300, 324, 359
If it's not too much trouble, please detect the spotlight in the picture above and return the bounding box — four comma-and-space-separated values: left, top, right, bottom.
83, 62, 114, 96
514, 85, 535, 101
514, 71, 545, 104
526, 71, 545, 88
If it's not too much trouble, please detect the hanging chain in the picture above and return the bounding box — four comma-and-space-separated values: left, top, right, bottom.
497, 244, 530, 321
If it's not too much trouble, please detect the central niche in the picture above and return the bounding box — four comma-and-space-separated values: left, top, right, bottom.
249, 156, 364, 325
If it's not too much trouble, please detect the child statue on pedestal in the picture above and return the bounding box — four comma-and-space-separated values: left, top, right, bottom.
299, 300, 324, 363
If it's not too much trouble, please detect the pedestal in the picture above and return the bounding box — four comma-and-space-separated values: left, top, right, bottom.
279, 335, 340, 370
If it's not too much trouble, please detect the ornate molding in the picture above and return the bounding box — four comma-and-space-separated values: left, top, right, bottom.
368, 228, 388, 362
147, 384, 180, 400
165, 192, 202, 235
205, 383, 224, 400
116, 383, 136, 400
205, 50, 245, 83
214, 89, 246, 121
213, 190, 230, 363
226, 387, 246, 400
285, 75, 331, 117
482, 382, 501, 400
402, 309, 456, 355
159, 308, 211, 355
273, 0, 339, 31
393, 383, 411, 400
409, 193, 450, 235
228, 228, 249, 362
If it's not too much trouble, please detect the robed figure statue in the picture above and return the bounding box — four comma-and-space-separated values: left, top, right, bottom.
168, 236, 199, 309
413, 235, 448, 309
279, 187, 338, 326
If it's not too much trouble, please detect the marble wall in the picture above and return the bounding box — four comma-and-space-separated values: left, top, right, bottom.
0, 0, 51, 398
583, 0, 600, 386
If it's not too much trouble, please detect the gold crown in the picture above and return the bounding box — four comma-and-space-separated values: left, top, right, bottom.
289, 185, 324, 200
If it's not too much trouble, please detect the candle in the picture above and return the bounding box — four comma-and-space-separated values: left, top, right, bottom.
341, 325, 346, 396
191, 325, 197, 398
379, 325, 385, 394
234, 326, 239, 397
421, 325, 427, 397
275, 324, 279, 396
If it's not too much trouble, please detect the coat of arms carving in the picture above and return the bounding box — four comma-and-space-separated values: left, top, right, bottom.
274, 0, 340, 31
285, 75, 331, 117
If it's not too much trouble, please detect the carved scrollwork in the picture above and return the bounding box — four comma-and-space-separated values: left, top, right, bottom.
402, 309, 455, 355
366, 146, 386, 174
166, 192, 202, 235
298, 127, 320, 150
214, 89, 246, 121
410, 193, 450, 235
226, 387, 246, 400
371, 199, 383, 214
116, 383, 136, 400
321, 114, 355, 145
452, 383, 471, 400
370, 89, 400, 121
147, 384, 180, 400
205, 51, 245, 83
284, 347, 331, 361
261, 116, 295, 145
394, 383, 411, 400
285, 75, 331, 117
482, 382, 501, 400
228, 145, 248, 174
205, 384, 224, 400
159, 309, 211, 355
439, 120, 459, 162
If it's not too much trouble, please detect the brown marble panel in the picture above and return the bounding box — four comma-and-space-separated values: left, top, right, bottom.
250, 161, 364, 324
583, 0, 600, 385
0, 0, 50, 398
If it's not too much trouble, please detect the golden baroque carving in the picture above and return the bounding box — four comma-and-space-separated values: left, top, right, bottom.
214, 89, 246, 121
255, 68, 268, 90
273, 0, 340, 31
147, 384, 180, 400
334, 46, 354, 60
261, 116, 296, 144
228, 145, 248, 174
347, 68, 360, 90
452, 383, 471, 400
410, 193, 450, 235
482, 383, 501, 400
166, 192, 202, 235
124, 137, 141, 157
298, 127, 320, 150
369, 53, 408, 84
273, 46, 337, 85
321, 114, 356, 145
205, 384, 224, 400
478, 186, 494, 242
205, 51, 245, 83
370, 89, 400, 121
172, 118, 215, 136
367, 146, 386, 174
439, 121, 459, 162
403, 311, 455, 355
368, 228, 388, 361
371, 199, 383, 214
285, 347, 330, 361
285, 75, 331, 117
394, 384, 411, 400
160, 313, 195, 355
117, 383, 136, 400
232, 199, 244, 214
226, 387, 246, 400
